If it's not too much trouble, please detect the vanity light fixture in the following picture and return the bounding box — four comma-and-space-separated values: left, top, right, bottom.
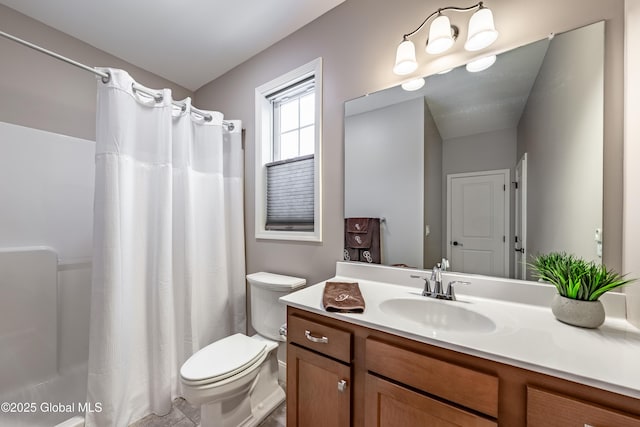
401, 77, 426, 91
393, 1, 498, 75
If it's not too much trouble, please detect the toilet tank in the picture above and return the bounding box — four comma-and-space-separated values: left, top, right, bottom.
247, 272, 306, 341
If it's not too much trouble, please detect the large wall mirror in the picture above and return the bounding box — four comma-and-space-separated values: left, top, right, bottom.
344, 21, 606, 279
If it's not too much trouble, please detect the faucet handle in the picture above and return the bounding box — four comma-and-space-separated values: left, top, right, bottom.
446, 281, 471, 301
410, 274, 432, 297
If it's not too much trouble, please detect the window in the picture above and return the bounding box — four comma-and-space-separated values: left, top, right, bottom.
272, 78, 315, 161
255, 58, 322, 241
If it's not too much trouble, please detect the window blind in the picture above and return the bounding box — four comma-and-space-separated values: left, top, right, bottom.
266, 154, 314, 231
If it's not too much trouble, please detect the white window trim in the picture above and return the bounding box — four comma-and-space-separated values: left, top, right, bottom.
255, 57, 323, 242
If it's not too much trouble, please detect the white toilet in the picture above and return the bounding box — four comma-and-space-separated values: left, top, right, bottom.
180, 272, 305, 427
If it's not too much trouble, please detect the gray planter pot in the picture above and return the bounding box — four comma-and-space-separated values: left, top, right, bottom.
550, 294, 605, 328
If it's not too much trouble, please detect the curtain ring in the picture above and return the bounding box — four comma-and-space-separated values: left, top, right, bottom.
131, 82, 163, 104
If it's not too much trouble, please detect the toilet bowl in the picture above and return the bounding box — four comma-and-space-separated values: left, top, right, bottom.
180, 272, 305, 427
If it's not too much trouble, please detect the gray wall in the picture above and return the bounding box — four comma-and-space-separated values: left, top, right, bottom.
424, 100, 443, 268
194, 0, 624, 287
442, 128, 517, 175
0, 4, 192, 141
345, 96, 443, 270
518, 22, 604, 264
345, 98, 424, 267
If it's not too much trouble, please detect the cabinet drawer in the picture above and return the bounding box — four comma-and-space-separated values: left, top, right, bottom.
288, 314, 352, 363
366, 338, 498, 418
365, 374, 496, 427
527, 386, 640, 427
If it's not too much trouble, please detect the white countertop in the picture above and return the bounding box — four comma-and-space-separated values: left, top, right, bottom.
280, 262, 640, 399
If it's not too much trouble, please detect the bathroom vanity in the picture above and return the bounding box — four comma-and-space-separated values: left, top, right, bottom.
281, 262, 640, 427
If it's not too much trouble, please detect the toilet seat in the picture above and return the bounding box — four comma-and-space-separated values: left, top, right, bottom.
180, 333, 267, 386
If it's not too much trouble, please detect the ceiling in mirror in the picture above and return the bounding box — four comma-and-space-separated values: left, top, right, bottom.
344, 22, 605, 280
347, 37, 550, 140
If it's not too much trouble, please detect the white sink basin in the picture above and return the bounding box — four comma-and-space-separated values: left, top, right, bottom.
379, 298, 497, 333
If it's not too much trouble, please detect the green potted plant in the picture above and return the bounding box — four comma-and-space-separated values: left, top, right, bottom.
530, 252, 635, 328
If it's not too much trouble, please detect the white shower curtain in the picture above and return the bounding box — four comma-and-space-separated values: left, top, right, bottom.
86, 69, 246, 426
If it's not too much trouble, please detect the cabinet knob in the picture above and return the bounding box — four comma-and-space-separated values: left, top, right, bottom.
337, 379, 348, 392
305, 330, 329, 344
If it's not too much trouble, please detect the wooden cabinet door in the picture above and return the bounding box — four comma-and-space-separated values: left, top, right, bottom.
365, 374, 497, 427
287, 344, 351, 427
527, 387, 640, 427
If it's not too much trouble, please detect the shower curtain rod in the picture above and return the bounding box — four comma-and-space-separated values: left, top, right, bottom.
0, 29, 235, 131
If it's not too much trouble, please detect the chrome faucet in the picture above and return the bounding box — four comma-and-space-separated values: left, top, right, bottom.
410, 262, 470, 301
431, 262, 444, 297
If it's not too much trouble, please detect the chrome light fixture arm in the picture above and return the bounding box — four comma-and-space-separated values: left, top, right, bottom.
401, 2, 485, 41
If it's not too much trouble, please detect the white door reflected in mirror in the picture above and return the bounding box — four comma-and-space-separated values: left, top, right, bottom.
447, 170, 509, 277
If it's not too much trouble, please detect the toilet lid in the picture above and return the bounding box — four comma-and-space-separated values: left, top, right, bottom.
180, 333, 267, 385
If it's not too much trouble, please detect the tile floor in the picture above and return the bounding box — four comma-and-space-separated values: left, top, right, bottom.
129, 398, 286, 427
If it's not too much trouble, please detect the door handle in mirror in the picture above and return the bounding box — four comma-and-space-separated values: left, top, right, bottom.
515, 247, 525, 253
452, 241, 463, 247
